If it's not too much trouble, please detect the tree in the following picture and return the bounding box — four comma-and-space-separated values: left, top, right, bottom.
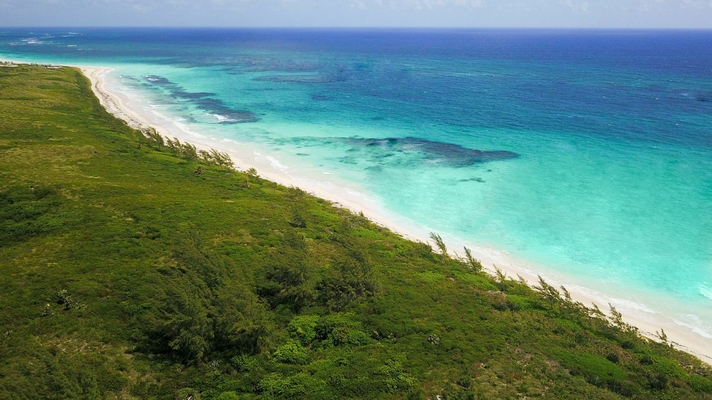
463, 246, 483, 273
318, 252, 377, 311
429, 232, 447, 255
534, 276, 561, 315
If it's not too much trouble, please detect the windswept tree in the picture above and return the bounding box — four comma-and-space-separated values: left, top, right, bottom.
429, 232, 447, 255
462, 246, 484, 273
318, 245, 377, 311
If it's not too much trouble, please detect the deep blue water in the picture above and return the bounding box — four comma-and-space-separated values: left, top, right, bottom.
2, 28, 711, 343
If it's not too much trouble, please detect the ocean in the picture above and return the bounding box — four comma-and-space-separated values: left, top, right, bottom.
2, 28, 711, 348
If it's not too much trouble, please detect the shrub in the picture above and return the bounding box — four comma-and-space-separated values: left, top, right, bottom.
429, 232, 447, 255
688, 375, 712, 393
214, 392, 240, 400
554, 350, 626, 383
258, 373, 316, 398
607, 380, 635, 397
463, 246, 483, 273
317, 256, 377, 311
648, 373, 668, 390
230, 355, 258, 372
640, 355, 654, 365
287, 315, 319, 345
272, 341, 309, 365
377, 357, 418, 394
56, 290, 84, 311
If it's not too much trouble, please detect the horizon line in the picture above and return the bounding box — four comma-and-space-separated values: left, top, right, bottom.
4, 26, 712, 32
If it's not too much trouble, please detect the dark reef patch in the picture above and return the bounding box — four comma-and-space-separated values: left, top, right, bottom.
459, 177, 485, 183
173, 91, 215, 99
144, 75, 258, 123
345, 137, 519, 167
695, 91, 711, 102
311, 94, 333, 101
145, 75, 172, 85
254, 74, 330, 84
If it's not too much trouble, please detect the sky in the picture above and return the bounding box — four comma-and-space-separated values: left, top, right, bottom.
0, 0, 711, 29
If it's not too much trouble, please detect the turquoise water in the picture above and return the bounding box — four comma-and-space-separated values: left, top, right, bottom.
2, 28, 711, 341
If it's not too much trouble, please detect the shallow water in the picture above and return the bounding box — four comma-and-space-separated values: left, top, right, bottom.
2, 28, 711, 341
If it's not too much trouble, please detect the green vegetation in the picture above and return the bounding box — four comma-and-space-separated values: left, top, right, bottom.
1, 65, 711, 399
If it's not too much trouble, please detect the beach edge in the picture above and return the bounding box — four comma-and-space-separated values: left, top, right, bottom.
75, 63, 712, 365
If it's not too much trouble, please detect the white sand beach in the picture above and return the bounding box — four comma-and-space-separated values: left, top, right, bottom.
81, 65, 712, 365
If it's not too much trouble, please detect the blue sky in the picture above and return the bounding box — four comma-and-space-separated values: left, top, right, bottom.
1, 0, 711, 29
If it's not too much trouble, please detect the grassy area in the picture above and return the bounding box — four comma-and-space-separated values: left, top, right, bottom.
1, 65, 711, 399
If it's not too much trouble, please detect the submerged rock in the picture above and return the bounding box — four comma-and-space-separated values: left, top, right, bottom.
346, 137, 518, 167
144, 75, 258, 123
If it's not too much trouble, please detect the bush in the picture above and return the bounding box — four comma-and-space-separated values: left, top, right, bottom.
607, 380, 635, 397
287, 315, 319, 345
258, 373, 315, 398
377, 357, 418, 394
463, 246, 483, 273
688, 375, 712, 393
648, 373, 668, 390
57, 290, 84, 311
317, 256, 377, 311
273, 341, 309, 365
177, 388, 200, 400
554, 350, 626, 383
230, 355, 258, 372
215, 392, 240, 400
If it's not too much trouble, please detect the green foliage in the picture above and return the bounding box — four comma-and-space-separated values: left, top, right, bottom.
554, 350, 626, 382
258, 229, 315, 311
215, 392, 240, 400
535, 275, 562, 315
273, 340, 309, 364
415, 271, 446, 283
689, 374, 712, 393
0, 185, 61, 246
56, 289, 85, 311
312, 314, 371, 347
429, 232, 447, 255
377, 356, 418, 394
462, 246, 483, 273
287, 315, 319, 345
317, 252, 377, 311
1, 65, 711, 399
258, 373, 321, 399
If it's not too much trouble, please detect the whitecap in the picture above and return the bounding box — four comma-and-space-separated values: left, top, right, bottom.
172, 121, 203, 138
569, 284, 656, 314
266, 156, 289, 172
672, 315, 712, 339
212, 114, 237, 123
699, 284, 712, 301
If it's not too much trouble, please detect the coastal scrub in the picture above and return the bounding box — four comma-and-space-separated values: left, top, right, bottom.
0, 65, 711, 399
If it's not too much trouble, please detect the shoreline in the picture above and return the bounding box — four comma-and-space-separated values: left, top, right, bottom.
14, 60, 706, 365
